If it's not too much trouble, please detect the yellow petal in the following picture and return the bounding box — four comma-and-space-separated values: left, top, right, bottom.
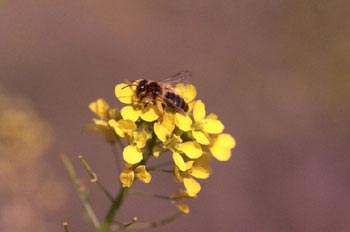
206, 113, 218, 120
193, 152, 211, 169
135, 165, 152, 183
185, 161, 194, 170
161, 112, 175, 132
109, 119, 137, 137
210, 147, 232, 161
135, 130, 148, 148
123, 145, 143, 164
176, 204, 190, 214
193, 100, 206, 122
187, 101, 195, 113
108, 119, 124, 137
191, 166, 210, 179
89, 98, 109, 118
121, 106, 140, 122
213, 133, 236, 148
118, 119, 137, 135
174, 113, 192, 132
174, 166, 182, 182
172, 152, 187, 171
177, 141, 202, 159
209, 134, 236, 161
120, 170, 134, 188
140, 106, 159, 122
192, 130, 210, 145
93, 118, 108, 127
183, 177, 201, 197
202, 118, 224, 134
115, 83, 134, 104
154, 123, 168, 142
175, 83, 197, 103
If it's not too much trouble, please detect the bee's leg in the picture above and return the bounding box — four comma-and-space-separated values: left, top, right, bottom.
155, 97, 165, 116
138, 96, 149, 110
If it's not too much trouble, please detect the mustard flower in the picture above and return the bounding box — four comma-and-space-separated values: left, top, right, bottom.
89, 77, 236, 199
108, 119, 148, 164
73, 74, 237, 232
209, 133, 236, 161
173, 152, 211, 197
88, 98, 120, 143
153, 111, 204, 161
120, 164, 152, 188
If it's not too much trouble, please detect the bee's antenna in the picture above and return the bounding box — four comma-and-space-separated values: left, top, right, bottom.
122, 84, 138, 89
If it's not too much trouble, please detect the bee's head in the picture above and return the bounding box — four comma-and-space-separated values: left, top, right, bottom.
136, 79, 148, 96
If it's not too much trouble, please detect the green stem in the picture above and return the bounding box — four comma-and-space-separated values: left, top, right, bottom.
139, 132, 157, 166
98, 187, 128, 232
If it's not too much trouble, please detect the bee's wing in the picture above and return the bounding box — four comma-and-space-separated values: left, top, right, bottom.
161, 70, 192, 85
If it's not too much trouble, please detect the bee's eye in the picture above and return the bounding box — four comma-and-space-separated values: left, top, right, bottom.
137, 80, 147, 93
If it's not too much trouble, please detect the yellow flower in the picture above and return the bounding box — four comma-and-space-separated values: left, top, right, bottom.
122, 130, 148, 164
90, 78, 237, 201
174, 83, 197, 104
173, 153, 211, 197
88, 98, 120, 143
174, 113, 192, 132
108, 119, 136, 138
120, 105, 159, 122
123, 145, 143, 164
89, 98, 109, 119
189, 100, 224, 145
176, 141, 203, 159
119, 169, 134, 188
154, 112, 204, 160
153, 112, 175, 142
183, 177, 201, 197
108, 119, 149, 164
120, 106, 141, 122
120, 164, 152, 187
171, 100, 224, 146
172, 152, 193, 172
209, 133, 236, 161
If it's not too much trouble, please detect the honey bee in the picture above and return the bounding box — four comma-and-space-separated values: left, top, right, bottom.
134, 71, 191, 113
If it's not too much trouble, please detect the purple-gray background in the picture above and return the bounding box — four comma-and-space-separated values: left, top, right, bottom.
1, 1, 350, 231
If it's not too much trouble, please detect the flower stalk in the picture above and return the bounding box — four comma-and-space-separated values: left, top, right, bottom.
98, 187, 128, 232
78, 155, 114, 202
60, 154, 100, 229
63, 222, 72, 232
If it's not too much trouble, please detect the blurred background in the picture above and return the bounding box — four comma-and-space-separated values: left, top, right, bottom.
1, 1, 350, 231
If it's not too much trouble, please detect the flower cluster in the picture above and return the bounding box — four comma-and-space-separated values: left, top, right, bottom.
89, 80, 236, 212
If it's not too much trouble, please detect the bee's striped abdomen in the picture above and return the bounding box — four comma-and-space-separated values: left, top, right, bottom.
165, 92, 189, 112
